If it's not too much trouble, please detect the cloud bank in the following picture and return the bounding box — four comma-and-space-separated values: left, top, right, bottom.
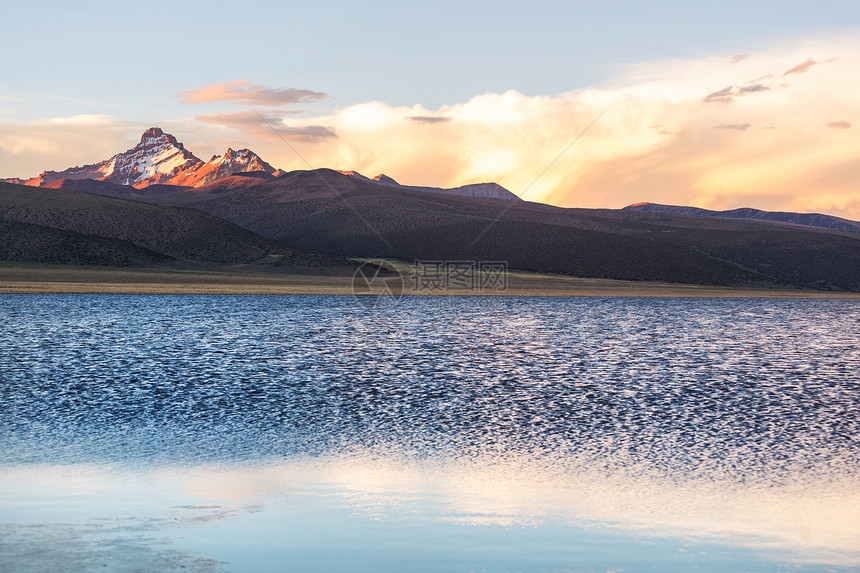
233, 37, 855, 219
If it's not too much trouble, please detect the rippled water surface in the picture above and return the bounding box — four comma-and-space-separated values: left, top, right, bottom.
1, 295, 858, 572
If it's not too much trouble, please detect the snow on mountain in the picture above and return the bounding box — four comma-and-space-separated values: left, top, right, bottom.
17, 128, 203, 188
171, 148, 279, 187
338, 170, 521, 202
6, 128, 278, 189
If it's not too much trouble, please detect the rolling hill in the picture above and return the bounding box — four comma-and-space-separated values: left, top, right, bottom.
624, 202, 860, 233
0, 219, 172, 267
0, 181, 356, 273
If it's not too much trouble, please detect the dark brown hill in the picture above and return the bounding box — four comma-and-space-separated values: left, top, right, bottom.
125, 169, 860, 291
624, 202, 860, 233
0, 181, 355, 273
0, 219, 172, 267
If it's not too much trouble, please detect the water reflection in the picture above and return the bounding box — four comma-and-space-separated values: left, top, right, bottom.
2, 453, 858, 570
0, 295, 858, 571
173, 455, 860, 565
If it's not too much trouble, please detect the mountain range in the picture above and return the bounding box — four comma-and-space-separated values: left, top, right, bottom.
3, 127, 517, 201
624, 202, 860, 233
3, 128, 283, 189
2, 128, 859, 291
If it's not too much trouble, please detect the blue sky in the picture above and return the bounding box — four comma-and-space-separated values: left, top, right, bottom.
4, 0, 858, 120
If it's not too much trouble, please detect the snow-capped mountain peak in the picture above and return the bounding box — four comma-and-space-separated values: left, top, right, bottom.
116, 128, 202, 186
139, 126, 170, 144
6, 128, 280, 189
171, 147, 278, 187
210, 148, 259, 166
8, 127, 203, 188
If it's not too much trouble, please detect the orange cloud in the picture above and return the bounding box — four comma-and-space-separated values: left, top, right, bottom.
783, 58, 818, 75
714, 123, 752, 131
179, 81, 328, 106
827, 120, 852, 129
195, 111, 336, 142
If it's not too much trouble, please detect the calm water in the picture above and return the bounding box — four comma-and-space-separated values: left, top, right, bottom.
0, 295, 858, 572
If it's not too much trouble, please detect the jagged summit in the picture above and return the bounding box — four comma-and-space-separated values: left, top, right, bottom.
221, 148, 261, 163
210, 149, 248, 163
5, 128, 278, 189
137, 127, 185, 151
172, 147, 278, 187
141, 126, 165, 140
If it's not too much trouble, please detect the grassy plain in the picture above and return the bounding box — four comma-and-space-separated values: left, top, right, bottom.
1, 262, 857, 298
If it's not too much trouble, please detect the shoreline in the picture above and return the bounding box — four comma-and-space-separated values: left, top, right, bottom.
0, 264, 857, 298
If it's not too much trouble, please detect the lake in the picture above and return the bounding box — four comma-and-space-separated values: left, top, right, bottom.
1, 295, 858, 572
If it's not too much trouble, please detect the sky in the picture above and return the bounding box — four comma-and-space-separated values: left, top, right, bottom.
1, 0, 859, 218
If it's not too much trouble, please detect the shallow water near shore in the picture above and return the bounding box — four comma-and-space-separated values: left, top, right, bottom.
1, 295, 858, 571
